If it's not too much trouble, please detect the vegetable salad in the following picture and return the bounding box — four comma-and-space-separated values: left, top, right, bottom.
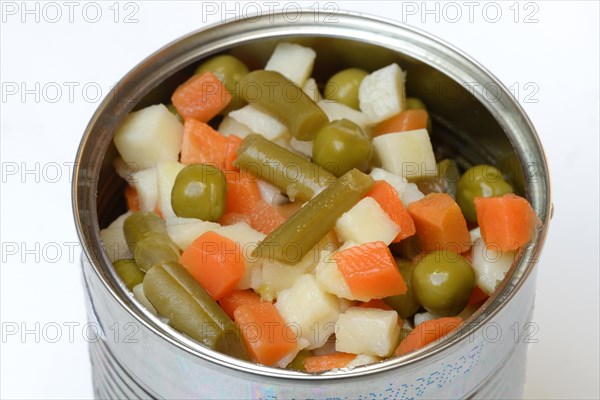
100, 42, 541, 372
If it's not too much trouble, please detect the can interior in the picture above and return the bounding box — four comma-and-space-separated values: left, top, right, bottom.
76, 13, 550, 378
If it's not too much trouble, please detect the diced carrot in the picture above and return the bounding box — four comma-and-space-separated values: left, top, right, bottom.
367, 180, 416, 242
179, 231, 245, 300
372, 109, 429, 137
334, 241, 407, 299
124, 185, 140, 212
474, 193, 541, 252
224, 135, 243, 171
234, 302, 297, 366
220, 212, 253, 226
407, 193, 471, 253
358, 299, 393, 311
223, 171, 262, 215
171, 71, 232, 122
180, 118, 229, 167
250, 199, 286, 235
219, 289, 262, 320
394, 317, 463, 356
304, 352, 357, 373
467, 286, 489, 306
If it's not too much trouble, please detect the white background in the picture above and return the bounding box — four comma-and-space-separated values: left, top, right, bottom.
0, 1, 598, 399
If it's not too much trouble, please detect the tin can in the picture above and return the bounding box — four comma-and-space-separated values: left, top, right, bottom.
73, 11, 551, 400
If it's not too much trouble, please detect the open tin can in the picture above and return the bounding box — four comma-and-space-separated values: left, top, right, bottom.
73, 11, 551, 399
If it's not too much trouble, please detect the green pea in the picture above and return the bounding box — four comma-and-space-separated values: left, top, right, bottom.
456, 165, 513, 222
196, 54, 249, 114
171, 164, 227, 221
411, 251, 476, 316
287, 349, 311, 371
324, 68, 368, 110
384, 259, 421, 318
417, 159, 460, 198
312, 119, 373, 177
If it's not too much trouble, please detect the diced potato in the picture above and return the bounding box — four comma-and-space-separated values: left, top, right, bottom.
318, 100, 371, 131
132, 283, 157, 315
289, 137, 314, 158
114, 104, 183, 169
336, 307, 401, 357
469, 227, 482, 243
257, 180, 288, 206
265, 42, 316, 86
275, 274, 341, 349
372, 129, 437, 181
345, 354, 382, 369
100, 211, 132, 262
471, 238, 515, 295
262, 259, 311, 296
165, 216, 220, 250
358, 63, 406, 124
369, 168, 424, 205
413, 311, 443, 326
156, 161, 184, 219
228, 105, 288, 141
218, 115, 254, 137
335, 197, 400, 245
302, 78, 322, 102
113, 157, 138, 184
132, 168, 158, 212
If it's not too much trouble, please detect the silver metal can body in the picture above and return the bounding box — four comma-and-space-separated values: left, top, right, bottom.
73, 12, 551, 400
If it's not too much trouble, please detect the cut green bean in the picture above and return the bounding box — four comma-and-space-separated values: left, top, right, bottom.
234, 134, 336, 202
253, 169, 374, 264
113, 259, 145, 290
123, 212, 180, 272
143, 262, 250, 360
239, 70, 328, 140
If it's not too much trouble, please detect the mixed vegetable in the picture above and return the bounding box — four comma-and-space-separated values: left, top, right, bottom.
101, 42, 541, 372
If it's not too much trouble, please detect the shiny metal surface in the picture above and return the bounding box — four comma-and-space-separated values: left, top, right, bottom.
73, 11, 551, 399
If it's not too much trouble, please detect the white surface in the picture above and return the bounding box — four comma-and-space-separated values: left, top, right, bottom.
0, 1, 598, 399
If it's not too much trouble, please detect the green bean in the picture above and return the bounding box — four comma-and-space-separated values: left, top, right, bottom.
113, 259, 145, 290
123, 212, 180, 272
143, 261, 250, 360
253, 169, 374, 264
239, 70, 328, 140
234, 134, 336, 202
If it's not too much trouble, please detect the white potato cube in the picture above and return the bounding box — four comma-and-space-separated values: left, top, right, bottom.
228, 105, 288, 141
336, 307, 401, 357
100, 211, 132, 262
335, 197, 400, 245
275, 274, 341, 349
262, 259, 311, 295
133, 283, 157, 315
257, 180, 288, 206
346, 354, 382, 369
113, 157, 138, 184
165, 216, 220, 251
471, 238, 515, 295
369, 168, 424, 205
318, 100, 371, 131
265, 42, 316, 86
132, 168, 157, 212
156, 161, 184, 218
358, 63, 406, 123
469, 227, 482, 243
218, 115, 254, 137
302, 78, 322, 102
373, 129, 437, 181
114, 104, 183, 170
413, 311, 443, 327
289, 137, 314, 158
